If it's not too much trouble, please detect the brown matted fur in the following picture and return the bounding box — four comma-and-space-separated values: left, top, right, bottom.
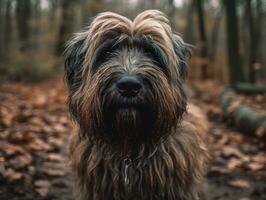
65, 10, 209, 200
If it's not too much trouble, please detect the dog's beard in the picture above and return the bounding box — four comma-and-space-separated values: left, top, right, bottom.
101, 87, 157, 144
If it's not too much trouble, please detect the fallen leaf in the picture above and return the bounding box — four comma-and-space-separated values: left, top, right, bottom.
4, 168, 23, 181
256, 123, 266, 138
47, 153, 65, 162
246, 162, 264, 171
43, 168, 66, 177
227, 100, 241, 114
53, 124, 67, 133
33, 95, 48, 107
36, 187, 49, 196
229, 179, 250, 188
1, 143, 26, 156
227, 158, 242, 170
34, 179, 51, 188
209, 166, 229, 174
9, 154, 32, 169
222, 146, 244, 159
26, 138, 51, 152
252, 153, 266, 163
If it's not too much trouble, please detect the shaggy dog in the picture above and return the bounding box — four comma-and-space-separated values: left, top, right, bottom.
64, 10, 209, 200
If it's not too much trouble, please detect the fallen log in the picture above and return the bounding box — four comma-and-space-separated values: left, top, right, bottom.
220, 88, 266, 138
234, 83, 266, 94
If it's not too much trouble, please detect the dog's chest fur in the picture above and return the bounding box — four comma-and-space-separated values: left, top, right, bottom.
71, 117, 208, 200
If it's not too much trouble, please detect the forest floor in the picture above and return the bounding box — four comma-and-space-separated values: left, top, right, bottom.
0, 77, 266, 200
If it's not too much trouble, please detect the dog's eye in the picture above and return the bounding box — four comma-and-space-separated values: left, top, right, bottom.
140, 42, 169, 76
131, 38, 169, 75
144, 51, 168, 72
91, 39, 118, 72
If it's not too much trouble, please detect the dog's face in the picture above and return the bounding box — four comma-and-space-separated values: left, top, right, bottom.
65, 10, 190, 144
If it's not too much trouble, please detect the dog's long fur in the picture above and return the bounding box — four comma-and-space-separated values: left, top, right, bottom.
65, 10, 209, 200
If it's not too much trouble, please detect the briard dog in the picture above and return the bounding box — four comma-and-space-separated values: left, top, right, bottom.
64, 10, 209, 200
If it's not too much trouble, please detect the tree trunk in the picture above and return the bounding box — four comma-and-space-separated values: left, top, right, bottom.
224, 0, 244, 86
0, 0, 5, 59
246, 0, 256, 83
184, 0, 196, 42
167, 0, 175, 21
49, 0, 60, 29
81, 0, 104, 25
56, 0, 76, 56
16, 0, 31, 52
254, 0, 263, 60
195, 0, 209, 79
4, 0, 12, 56
210, 4, 224, 62
32, 0, 42, 49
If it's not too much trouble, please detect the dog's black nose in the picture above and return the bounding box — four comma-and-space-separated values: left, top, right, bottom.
116, 76, 142, 97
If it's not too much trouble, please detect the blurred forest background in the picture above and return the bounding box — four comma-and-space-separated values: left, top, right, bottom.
0, 0, 266, 200
0, 0, 265, 85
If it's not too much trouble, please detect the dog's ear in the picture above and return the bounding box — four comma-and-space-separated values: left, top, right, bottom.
64, 37, 86, 92
172, 34, 191, 79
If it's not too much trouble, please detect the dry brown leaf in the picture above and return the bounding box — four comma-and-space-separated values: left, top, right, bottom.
246, 162, 264, 171
58, 116, 69, 124
4, 168, 23, 181
53, 124, 67, 133
33, 95, 48, 107
210, 166, 229, 174
228, 133, 243, 143
48, 137, 63, 147
256, 123, 266, 138
1, 143, 26, 156
43, 168, 66, 177
36, 187, 49, 196
26, 138, 51, 152
29, 117, 45, 126
42, 125, 54, 133
229, 179, 250, 188
0, 107, 14, 127
9, 154, 32, 169
0, 157, 5, 175
252, 153, 266, 163
8, 131, 35, 144
47, 153, 65, 162
222, 146, 244, 158
227, 158, 242, 170
41, 162, 67, 177
34, 179, 51, 188
227, 100, 241, 114
216, 136, 228, 148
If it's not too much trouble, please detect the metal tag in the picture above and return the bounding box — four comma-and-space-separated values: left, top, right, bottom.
124, 158, 132, 185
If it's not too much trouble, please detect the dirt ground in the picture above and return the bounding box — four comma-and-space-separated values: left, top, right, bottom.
0, 77, 265, 200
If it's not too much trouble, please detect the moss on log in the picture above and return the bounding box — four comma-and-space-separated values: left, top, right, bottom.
234, 83, 266, 94
220, 88, 266, 137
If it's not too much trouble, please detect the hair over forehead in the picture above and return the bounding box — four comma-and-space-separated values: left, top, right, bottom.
67, 10, 178, 79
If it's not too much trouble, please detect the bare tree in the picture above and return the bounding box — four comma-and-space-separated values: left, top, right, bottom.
210, 4, 224, 62
56, 0, 76, 56
0, 0, 5, 59
4, 0, 12, 55
184, 0, 196, 43
224, 0, 244, 86
195, 0, 209, 79
246, 0, 263, 83
16, 0, 31, 51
